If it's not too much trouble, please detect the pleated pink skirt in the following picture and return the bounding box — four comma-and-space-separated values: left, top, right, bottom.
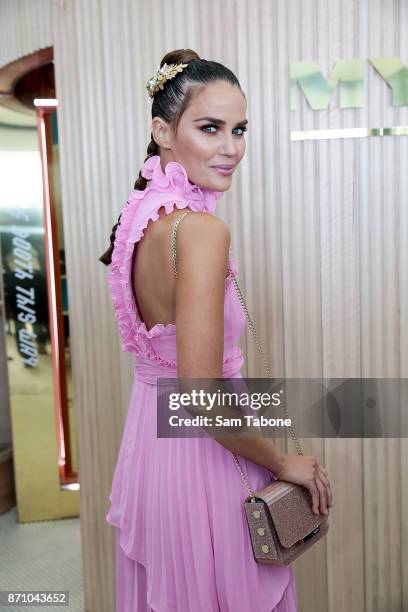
115, 527, 298, 612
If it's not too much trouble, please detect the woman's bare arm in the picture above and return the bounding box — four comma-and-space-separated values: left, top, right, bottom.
174, 212, 286, 475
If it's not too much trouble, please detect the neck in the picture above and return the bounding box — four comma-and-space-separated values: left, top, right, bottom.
157, 152, 197, 189
158, 150, 174, 173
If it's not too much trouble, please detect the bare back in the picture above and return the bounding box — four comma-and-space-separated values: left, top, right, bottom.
131, 206, 230, 334
131, 206, 180, 331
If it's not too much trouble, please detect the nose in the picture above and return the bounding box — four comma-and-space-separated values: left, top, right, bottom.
219, 132, 239, 156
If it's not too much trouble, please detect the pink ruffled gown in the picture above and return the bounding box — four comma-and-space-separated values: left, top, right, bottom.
106, 155, 298, 611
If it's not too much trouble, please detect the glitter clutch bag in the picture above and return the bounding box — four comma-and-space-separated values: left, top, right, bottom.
171, 211, 329, 565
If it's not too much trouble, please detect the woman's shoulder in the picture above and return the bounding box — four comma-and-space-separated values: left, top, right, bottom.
138, 202, 230, 246
173, 209, 230, 248
172, 211, 231, 281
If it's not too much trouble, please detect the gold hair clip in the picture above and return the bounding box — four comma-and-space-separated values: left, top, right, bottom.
146, 62, 189, 98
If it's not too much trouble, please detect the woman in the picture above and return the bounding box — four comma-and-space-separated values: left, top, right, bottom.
100, 48, 333, 612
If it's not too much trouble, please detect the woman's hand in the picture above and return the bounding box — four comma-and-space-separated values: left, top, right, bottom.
274, 454, 333, 516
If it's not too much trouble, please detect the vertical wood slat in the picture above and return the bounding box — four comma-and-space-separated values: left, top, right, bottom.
0, 1, 407, 610
400, 3, 408, 607
0, 0, 51, 68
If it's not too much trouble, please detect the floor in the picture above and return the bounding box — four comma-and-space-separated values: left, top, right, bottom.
0, 506, 85, 611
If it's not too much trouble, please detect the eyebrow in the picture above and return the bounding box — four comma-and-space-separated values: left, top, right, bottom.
193, 116, 248, 126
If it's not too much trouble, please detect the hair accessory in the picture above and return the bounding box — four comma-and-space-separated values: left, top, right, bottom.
146, 62, 189, 98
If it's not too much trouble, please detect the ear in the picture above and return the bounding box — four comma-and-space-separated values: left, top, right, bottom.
151, 117, 173, 150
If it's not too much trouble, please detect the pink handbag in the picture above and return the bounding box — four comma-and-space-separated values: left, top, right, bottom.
172, 211, 329, 565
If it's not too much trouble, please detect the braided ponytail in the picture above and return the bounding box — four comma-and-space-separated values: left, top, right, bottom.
98, 137, 159, 266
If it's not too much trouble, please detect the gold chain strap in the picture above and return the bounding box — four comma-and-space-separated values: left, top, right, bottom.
171, 210, 303, 499
171, 210, 191, 278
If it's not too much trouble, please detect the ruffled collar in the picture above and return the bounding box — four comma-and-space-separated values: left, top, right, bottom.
137, 154, 224, 213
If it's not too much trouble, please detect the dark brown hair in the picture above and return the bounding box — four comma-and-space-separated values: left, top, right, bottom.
99, 48, 243, 266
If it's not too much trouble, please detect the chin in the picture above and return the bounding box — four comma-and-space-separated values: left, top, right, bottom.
217, 183, 232, 192
199, 171, 234, 192
216, 177, 233, 190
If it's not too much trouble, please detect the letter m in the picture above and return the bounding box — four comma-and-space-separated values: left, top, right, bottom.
290, 59, 364, 110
